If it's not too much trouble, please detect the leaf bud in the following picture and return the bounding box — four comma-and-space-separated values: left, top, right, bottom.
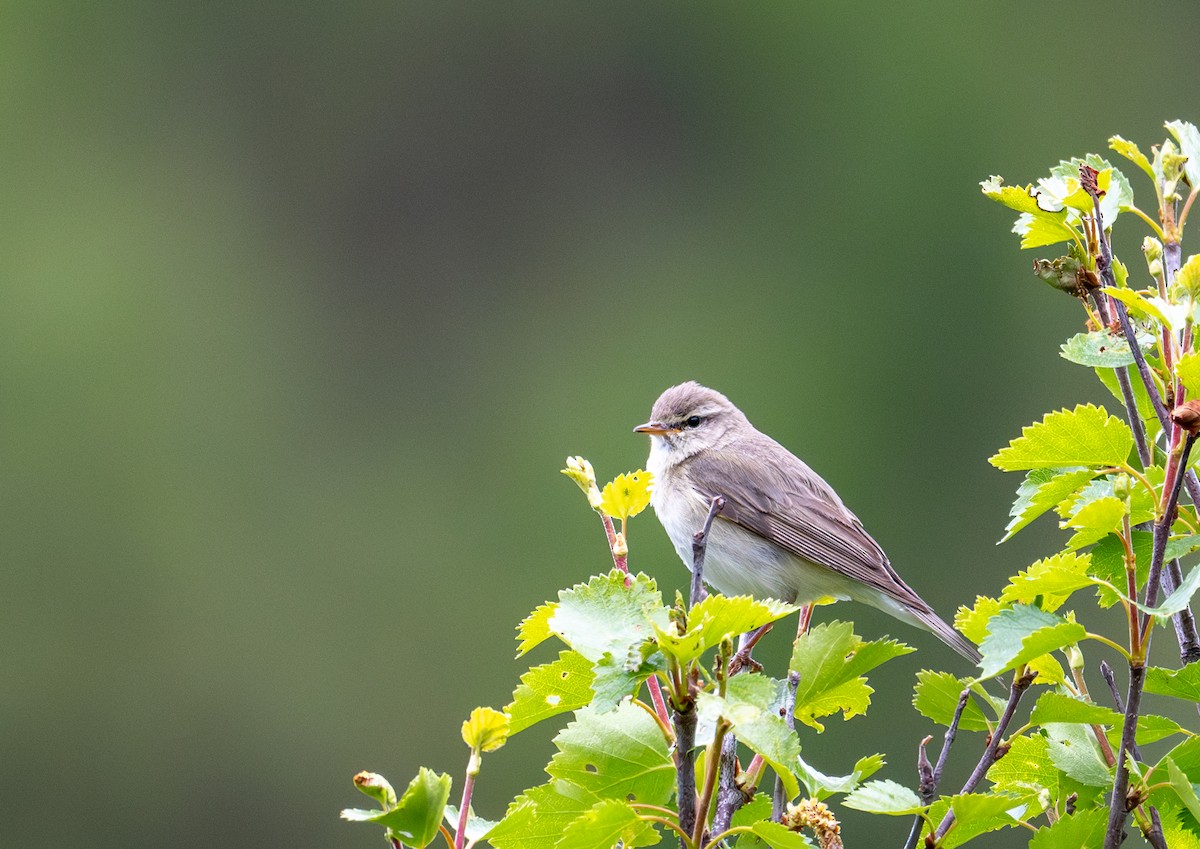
1111, 474, 1133, 502
1143, 236, 1163, 264
1172, 400, 1200, 436
352, 771, 397, 809
1065, 644, 1085, 671
561, 456, 603, 510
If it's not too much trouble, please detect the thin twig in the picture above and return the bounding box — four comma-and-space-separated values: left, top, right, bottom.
904, 689, 970, 849
771, 606, 811, 823
691, 496, 726, 607
933, 670, 1035, 841
712, 631, 757, 838
1162, 559, 1200, 663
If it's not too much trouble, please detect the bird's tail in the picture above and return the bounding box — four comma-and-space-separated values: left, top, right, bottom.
914, 608, 981, 664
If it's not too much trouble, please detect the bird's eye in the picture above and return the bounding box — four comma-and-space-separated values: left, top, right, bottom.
685, 415, 703, 428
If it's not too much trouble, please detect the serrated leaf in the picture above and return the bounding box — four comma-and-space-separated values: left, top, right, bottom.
443, 805, 497, 845
517, 603, 557, 656
1089, 532, 1151, 608
987, 734, 1060, 797
549, 571, 668, 664
598, 470, 653, 522
981, 177, 1051, 214
948, 792, 1026, 826
842, 779, 924, 815
589, 655, 657, 711
1102, 286, 1171, 326
1179, 352, 1200, 400
1000, 551, 1094, 612
1063, 497, 1126, 550
1145, 565, 1200, 618
1095, 365, 1160, 447
1014, 211, 1080, 249
1146, 663, 1200, 702
689, 595, 797, 658
1044, 723, 1112, 787
1028, 807, 1107, 849
990, 405, 1133, 472
1110, 135, 1156, 181
1029, 691, 1121, 726
1060, 329, 1138, 367
930, 793, 1028, 849
1002, 468, 1098, 543
955, 596, 1002, 645
506, 650, 595, 735
978, 605, 1086, 679
341, 768, 453, 849
912, 671, 992, 732
1048, 157, 1132, 225
556, 799, 659, 849
461, 706, 509, 754
1178, 255, 1200, 301
789, 621, 913, 731
546, 703, 674, 806
698, 673, 802, 801
1167, 120, 1200, 188
1104, 713, 1187, 748
489, 781, 600, 849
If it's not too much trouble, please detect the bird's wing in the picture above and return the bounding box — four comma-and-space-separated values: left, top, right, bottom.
684, 440, 934, 613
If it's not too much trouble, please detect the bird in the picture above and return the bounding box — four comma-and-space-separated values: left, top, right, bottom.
634, 381, 980, 662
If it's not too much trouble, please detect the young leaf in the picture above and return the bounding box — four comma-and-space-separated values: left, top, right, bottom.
789, 621, 913, 731
841, 779, 925, 815
1166, 119, 1200, 189
342, 768, 453, 849
687, 594, 797, 657
555, 799, 659, 849
977, 605, 1085, 679
1001, 468, 1097, 543
598, 470, 653, 522
506, 650, 595, 735
794, 752, 884, 801
517, 603, 557, 656
987, 734, 1060, 798
1168, 759, 1200, 823
1028, 807, 1107, 849
1109, 135, 1156, 180
1000, 551, 1094, 612
546, 703, 674, 806
698, 673, 802, 800
1104, 713, 1187, 748
1063, 496, 1126, 550
955, 596, 1003, 645
989, 405, 1133, 472
462, 707, 509, 754
1089, 532, 1151, 608
1145, 662, 1200, 702
1179, 351, 1200, 400
912, 670, 993, 732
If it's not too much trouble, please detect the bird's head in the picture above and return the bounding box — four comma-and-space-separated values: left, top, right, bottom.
634, 381, 750, 464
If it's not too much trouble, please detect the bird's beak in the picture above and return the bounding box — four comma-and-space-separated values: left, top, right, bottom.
633, 420, 678, 436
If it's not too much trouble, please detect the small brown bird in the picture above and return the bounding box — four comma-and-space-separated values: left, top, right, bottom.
635, 381, 979, 662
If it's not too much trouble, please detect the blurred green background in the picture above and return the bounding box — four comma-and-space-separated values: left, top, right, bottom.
4, 3, 1199, 847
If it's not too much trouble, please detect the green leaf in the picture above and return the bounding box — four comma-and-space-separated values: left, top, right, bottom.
1169, 758, 1200, 823
549, 571, 668, 664
1001, 468, 1097, 543
736, 821, 815, 849
1064, 497, 1126, 550
443, 805, 497, 845
699, 673, 802, 800
1110, 135, 1156, 181
1095, 365, 1160, 446
1102, 286, 1171, 325
794, 752, 884, 801
987, 734, 1060, 797
989, 404, 1133, 472
688, 595, 797, 659
955, 596, 1002, 645
1179, 352, 1200, 400
1044, 723, 1112, 787
1049, 157, 1132, 225
1179, 255, 1200, 302
912, 671, 993, 732
1146, 564, 1200, 618
506, 650, 595, 735
1089, 532, 1151, 608
546, 703, 674, 806
1000, 551, 1095, 612
1060, 329, 1138, 367
941, 792, 1027, 845
978, 605, 1086, 679
1029, 691, 1121, 726
1160, 736, 1200, 775
588, 655, 657, 711
517, 603, 557, 656
1146, 662, 1200, 702
341, 768, 453, 849
489, 781, 600, 849
1028, 807, 1107, 849
1014, 211, 1080, 249
981, 177, 1052, 214
1167, 120, 1200, 189
555, 799, 659, 849
841, 779, 925, 815
789, 621, 913, 731
1105, 713, 1187, 748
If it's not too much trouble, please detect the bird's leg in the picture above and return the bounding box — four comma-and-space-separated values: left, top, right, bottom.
727, 623, 771, 676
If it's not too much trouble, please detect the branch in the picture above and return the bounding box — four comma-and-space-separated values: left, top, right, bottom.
673, 699, 698, 849
905, 689, 969, 849
933, 670, 1035, 842
710, 730, 751, 839
691, 496, 725, 607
